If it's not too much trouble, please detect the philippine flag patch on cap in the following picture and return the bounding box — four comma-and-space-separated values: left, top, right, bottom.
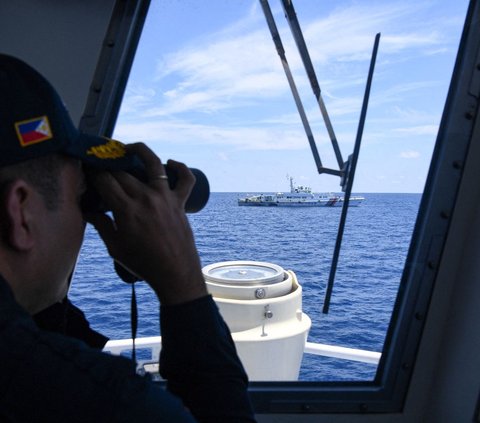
15, 115, 53, 146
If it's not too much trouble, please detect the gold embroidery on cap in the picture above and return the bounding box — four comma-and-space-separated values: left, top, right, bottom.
86, 139, 126, 159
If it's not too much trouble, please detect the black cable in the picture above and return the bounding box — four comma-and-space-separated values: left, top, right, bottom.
131, 282, 138, 370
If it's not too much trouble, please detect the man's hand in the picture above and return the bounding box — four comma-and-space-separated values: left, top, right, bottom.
85, 143, 208, 305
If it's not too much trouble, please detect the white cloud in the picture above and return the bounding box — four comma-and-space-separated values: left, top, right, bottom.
400, 150, 420, 159
120, 1, 452, 121
217, 152, 229, 161
303, 3, 440, 61
394, 125, 439, 135
390, 106, 439, 124
114, 119, 308, 151
119, 86, 156, 114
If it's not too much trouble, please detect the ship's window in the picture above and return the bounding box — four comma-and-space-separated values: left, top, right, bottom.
71, 0, 472, 414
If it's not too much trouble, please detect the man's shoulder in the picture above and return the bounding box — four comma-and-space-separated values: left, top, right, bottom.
0, 305, 135, 384
0, 308, 195, 422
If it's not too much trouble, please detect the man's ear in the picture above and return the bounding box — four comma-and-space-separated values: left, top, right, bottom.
2, 180, 36, 251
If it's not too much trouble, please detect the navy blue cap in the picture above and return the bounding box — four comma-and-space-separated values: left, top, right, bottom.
0, 54, 140, 171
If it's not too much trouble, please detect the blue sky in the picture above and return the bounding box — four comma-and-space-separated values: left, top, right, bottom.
113, 0, 469, 193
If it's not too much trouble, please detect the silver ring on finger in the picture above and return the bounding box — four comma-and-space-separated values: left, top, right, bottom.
151, 174, 169, 181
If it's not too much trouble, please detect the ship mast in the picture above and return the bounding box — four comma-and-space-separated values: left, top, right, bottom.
287, 175, 294, 193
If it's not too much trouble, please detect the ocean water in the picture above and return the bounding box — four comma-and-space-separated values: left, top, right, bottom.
69, 192, 421, 382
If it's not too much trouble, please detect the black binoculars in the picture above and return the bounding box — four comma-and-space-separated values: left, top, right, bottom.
81, 164, 210, 214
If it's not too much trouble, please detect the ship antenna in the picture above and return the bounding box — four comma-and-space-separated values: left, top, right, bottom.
323, 34, 380, 313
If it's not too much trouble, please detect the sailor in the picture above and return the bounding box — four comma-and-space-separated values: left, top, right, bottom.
0, 54, 255, 422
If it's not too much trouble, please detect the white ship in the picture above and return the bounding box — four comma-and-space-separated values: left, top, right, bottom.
238, 177, 364, 207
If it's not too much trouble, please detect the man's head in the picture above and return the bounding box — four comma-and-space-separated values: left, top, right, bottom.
0, 54, 144, 173
0, 153, 86, 314
0, 54, 143, 313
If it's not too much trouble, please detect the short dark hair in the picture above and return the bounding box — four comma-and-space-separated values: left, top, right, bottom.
0, 154, 65, 210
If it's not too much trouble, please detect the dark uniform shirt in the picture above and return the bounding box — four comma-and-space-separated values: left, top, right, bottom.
33, 297, 109, 349
0, 275, 256, 422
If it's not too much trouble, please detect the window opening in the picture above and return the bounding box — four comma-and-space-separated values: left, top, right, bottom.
70, 0, 469, 391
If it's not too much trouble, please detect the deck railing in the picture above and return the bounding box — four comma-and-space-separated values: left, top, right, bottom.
104, 337, 381, 375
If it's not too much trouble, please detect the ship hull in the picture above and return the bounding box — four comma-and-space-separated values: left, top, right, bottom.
238, 197, 364, 207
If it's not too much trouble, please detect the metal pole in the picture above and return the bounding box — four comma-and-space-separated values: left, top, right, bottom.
280, 0, 344, 170
323, 33, 381, 313
259, 0, 323, 172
